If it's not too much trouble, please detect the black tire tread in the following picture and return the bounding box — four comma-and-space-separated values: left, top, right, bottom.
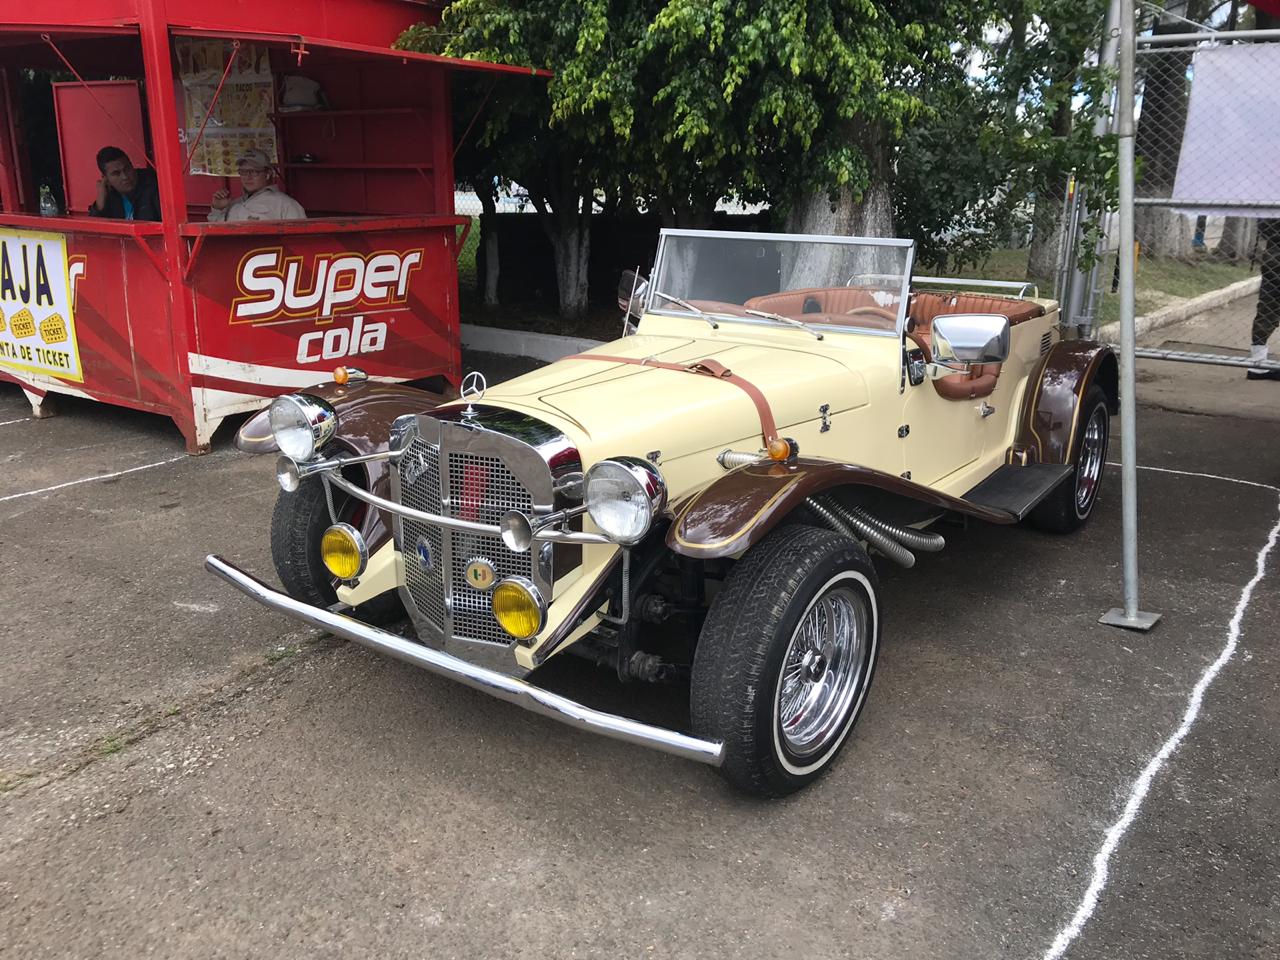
692, 524, 878, 797
270, 478, 337, 607
1027, 384, 1110, 534
269, 479, 402, 623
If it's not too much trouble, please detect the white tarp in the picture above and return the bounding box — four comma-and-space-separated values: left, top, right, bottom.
1171, 43, 1280, 218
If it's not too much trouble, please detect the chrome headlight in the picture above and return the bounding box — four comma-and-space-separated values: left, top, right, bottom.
269, 394, 338, 462
585, 457, 667, 544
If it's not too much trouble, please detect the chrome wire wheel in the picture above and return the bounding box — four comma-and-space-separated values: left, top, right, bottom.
1075, 404, 1108, 515
776, 584, 868, 758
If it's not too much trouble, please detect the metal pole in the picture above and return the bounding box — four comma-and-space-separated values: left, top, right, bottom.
1102, 0, 1160, 632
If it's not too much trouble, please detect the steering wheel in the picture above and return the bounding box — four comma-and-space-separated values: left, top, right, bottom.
844, 305, 898, 324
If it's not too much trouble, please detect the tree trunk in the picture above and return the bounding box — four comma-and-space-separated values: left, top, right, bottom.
1027, 189, 1066, 282
1216, 216, 1256, 262
478, 189, 499, 307
783, 122, 894, 291
549, 217, 590, 320
529, 159, 593, 322
1131, 19, 1199, 259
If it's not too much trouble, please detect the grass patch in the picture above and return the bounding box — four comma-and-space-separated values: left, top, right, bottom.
0, 769, 38, 793
95, 734, 125, 757
265, 643, 302, 665
948, 246, 1254, 326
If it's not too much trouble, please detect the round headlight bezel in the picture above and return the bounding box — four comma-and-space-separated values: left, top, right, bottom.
584, 457, 667, 545
320, 522, 368, 581
269, 393, 338, 462
492, 576, 547, 641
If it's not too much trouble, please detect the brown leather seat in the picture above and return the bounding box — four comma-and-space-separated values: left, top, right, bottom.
905, 292, 1041, 401
908, 292, 1044, 327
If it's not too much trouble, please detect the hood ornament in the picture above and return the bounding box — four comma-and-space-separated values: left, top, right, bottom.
460, 371, 487, 419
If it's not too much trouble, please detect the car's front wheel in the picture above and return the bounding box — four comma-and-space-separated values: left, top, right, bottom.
270, 476, 402, 624
691, 525, 880, 797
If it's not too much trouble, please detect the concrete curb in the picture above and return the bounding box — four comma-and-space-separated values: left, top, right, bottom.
460, 323, 604, 362
1095, 274, 1260, 343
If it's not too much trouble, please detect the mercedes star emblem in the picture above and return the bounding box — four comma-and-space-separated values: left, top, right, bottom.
461, 370, 487, 417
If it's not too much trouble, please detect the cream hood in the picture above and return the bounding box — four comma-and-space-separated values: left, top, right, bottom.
478, 334, 871, 462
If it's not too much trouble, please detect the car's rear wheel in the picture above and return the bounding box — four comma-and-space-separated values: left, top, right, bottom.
270, 476, 402, 624
691, 525, 880, 797
1028, 384, 1110, 534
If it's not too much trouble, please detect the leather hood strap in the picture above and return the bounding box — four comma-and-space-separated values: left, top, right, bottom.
568, 353, 780, 446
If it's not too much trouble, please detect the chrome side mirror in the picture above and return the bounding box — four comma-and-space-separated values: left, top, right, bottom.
617, 269, 649, 320
930, 313, 1010, 368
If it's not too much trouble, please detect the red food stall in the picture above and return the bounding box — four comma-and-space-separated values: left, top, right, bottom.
0, 1, 543, 452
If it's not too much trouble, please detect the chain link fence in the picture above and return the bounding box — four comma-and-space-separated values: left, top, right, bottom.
1111, 22, 1279, 349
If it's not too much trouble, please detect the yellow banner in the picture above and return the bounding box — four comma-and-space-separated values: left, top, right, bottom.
0, 230, 82, 382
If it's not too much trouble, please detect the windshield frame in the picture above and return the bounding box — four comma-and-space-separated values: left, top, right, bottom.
647, 228, 917, 340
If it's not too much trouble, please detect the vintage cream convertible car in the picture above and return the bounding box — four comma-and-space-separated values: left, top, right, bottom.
207, 229, 1117, 797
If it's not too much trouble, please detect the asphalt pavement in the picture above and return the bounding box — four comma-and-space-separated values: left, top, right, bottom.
0, 355, 1277, 960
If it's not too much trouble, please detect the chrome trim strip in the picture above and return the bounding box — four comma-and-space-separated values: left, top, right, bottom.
293, 444, 409, 480
656, 227, 915, 247
204, 555, 724, 767
326, 473, 612, 545
912, 275, 1040, 299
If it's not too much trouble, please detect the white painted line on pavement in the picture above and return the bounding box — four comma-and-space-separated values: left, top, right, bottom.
1043, 464, 1280, 960
0, 456, 186, 504
0, 417, 31, 427
1108, 461, 1280, 493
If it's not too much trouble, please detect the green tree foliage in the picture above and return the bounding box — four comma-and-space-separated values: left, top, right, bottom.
896, 0, 1114, 274
400, 0, 1113, 312
400, 2, 643, 319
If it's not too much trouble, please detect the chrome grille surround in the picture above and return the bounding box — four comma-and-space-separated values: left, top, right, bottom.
390, 407, 577, 666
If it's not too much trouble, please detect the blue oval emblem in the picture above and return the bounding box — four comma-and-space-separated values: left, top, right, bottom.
416, 538, 434, 572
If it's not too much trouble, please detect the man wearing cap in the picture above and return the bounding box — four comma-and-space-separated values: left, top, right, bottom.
207, 149, 306, 222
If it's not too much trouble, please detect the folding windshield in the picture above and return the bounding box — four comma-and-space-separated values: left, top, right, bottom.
649, 230, 915, 336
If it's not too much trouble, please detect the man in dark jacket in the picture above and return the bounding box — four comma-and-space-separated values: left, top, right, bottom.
1248, 219, 1280, 381
87, 146, 161, 221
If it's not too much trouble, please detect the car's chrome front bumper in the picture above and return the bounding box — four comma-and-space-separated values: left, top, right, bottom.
204, 555, 725, 768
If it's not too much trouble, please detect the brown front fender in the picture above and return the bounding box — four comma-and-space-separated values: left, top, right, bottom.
666, 459, 1017, 561
1012, 341, 1118, 466
235, 380, 457, 456
236, 380, 457, 553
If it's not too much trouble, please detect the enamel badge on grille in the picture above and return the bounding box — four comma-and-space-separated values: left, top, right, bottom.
415, 537, 434, 572
464, 558, 496, 591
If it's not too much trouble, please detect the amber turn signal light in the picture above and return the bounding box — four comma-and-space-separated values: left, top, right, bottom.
333, 366, 350, 385
767, 437, 797, 462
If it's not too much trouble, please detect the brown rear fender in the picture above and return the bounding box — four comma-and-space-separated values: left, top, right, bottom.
1012, 341, 1118, 466
667, 459, 1018, 561
236, 380, 457, 554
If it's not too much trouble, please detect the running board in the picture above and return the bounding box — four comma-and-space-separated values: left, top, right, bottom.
962, 464, 1073, 520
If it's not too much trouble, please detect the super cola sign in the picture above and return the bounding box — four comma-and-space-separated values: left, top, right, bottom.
232, 246, 424, 362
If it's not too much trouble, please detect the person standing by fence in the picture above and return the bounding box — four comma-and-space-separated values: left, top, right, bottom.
1248, 219, 1280, 381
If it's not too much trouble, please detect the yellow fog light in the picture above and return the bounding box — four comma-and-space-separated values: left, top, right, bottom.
321, 523, 367, 580
491, 577, 546, 641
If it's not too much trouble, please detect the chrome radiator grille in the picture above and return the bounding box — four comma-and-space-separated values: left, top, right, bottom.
398, 436, 536, 646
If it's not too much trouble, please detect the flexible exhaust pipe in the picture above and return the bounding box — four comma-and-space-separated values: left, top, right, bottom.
806, 496, 917, 568
844, 504, 945, 553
